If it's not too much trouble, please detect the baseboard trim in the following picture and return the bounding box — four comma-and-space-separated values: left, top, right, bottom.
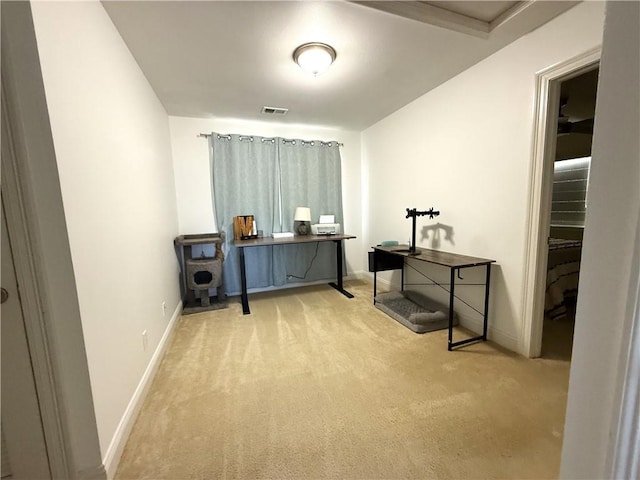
458, 315, 519, 353
365, 271, 392, 289
78, 463, 107, 480
102, 301, 182, 479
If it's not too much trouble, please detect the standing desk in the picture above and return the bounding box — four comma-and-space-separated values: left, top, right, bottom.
234, 234, 356, 315
371, 246, 495, 350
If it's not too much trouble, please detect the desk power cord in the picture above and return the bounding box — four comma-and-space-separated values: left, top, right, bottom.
287, 242, 320, 280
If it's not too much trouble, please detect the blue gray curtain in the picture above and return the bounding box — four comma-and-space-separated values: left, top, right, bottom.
210, 133, 344, 295
210, 134, 281, 294
278, 139, 344, 283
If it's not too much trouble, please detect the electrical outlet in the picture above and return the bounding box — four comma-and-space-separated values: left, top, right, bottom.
142, 330, 148, 351
162, 301, 167, 317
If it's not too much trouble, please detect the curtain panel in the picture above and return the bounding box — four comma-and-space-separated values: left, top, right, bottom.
209, 133, 344, 295
210, 134, 281, 294
278, 139, 344, 283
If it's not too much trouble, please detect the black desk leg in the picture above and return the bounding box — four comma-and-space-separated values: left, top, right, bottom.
239, 247, 250, 315
328, 240, 354, 299
336, 239, 344, 290
373, 270, 378, 305
482, 263, 492, 340
448, 268, 455, 351
449, 264, 490, 351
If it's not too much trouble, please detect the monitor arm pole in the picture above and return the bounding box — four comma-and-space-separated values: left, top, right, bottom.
406, 207, 440, 254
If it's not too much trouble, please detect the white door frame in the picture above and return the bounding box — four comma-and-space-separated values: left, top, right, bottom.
610, 212, 640, 479
2, 201, 52, 479
1, 77, 70, 478
520, 47, 601, 358
1, 2, 105, 477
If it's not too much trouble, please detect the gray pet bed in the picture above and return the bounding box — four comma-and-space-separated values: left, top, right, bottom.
374, 290, 457, 333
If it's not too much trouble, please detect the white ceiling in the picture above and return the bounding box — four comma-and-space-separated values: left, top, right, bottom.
102, 1, 578, 131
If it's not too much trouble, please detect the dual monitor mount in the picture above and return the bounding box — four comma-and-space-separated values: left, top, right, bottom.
406, 207, 440, 254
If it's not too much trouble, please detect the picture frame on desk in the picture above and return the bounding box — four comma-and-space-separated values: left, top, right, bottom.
233, 215, 258, 240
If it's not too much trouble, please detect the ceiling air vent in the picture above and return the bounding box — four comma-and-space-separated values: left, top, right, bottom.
261, 106, 288, 115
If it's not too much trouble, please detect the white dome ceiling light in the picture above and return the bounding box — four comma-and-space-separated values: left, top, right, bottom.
293, 42, 337, 76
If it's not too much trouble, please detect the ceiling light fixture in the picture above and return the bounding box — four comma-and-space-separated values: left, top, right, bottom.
293, 42, 336, 76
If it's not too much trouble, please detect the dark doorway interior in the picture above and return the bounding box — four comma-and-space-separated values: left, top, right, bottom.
541, 67, 599, 361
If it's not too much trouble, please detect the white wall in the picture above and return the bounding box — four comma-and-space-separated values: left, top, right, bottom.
361, 1, 605, 352
30, 0, 181, 468
169, 115, 364, 276
561, 1, 640, 477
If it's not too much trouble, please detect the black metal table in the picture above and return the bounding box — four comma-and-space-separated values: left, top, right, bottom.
371, 246, 495, 350
234, 234, 356, 315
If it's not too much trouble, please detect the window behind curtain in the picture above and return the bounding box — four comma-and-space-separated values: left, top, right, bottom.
210, 134, 345, 294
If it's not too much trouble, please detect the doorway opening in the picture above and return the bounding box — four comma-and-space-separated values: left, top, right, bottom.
540, 67, 599, 360
521, 47, 600, 359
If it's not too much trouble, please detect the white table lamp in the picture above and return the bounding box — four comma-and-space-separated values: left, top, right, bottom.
294, 207, 311, 235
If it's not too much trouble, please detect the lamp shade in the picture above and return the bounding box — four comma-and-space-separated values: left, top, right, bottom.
294, 207, 311, 222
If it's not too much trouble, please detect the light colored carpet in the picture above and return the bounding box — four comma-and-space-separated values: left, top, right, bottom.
116, 279, 570, 479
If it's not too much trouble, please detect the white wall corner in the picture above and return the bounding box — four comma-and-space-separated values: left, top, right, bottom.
102, 301, 183, 479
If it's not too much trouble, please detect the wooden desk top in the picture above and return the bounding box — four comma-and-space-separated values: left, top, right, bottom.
373, 245, 495, 269
235, 234, 356, 248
